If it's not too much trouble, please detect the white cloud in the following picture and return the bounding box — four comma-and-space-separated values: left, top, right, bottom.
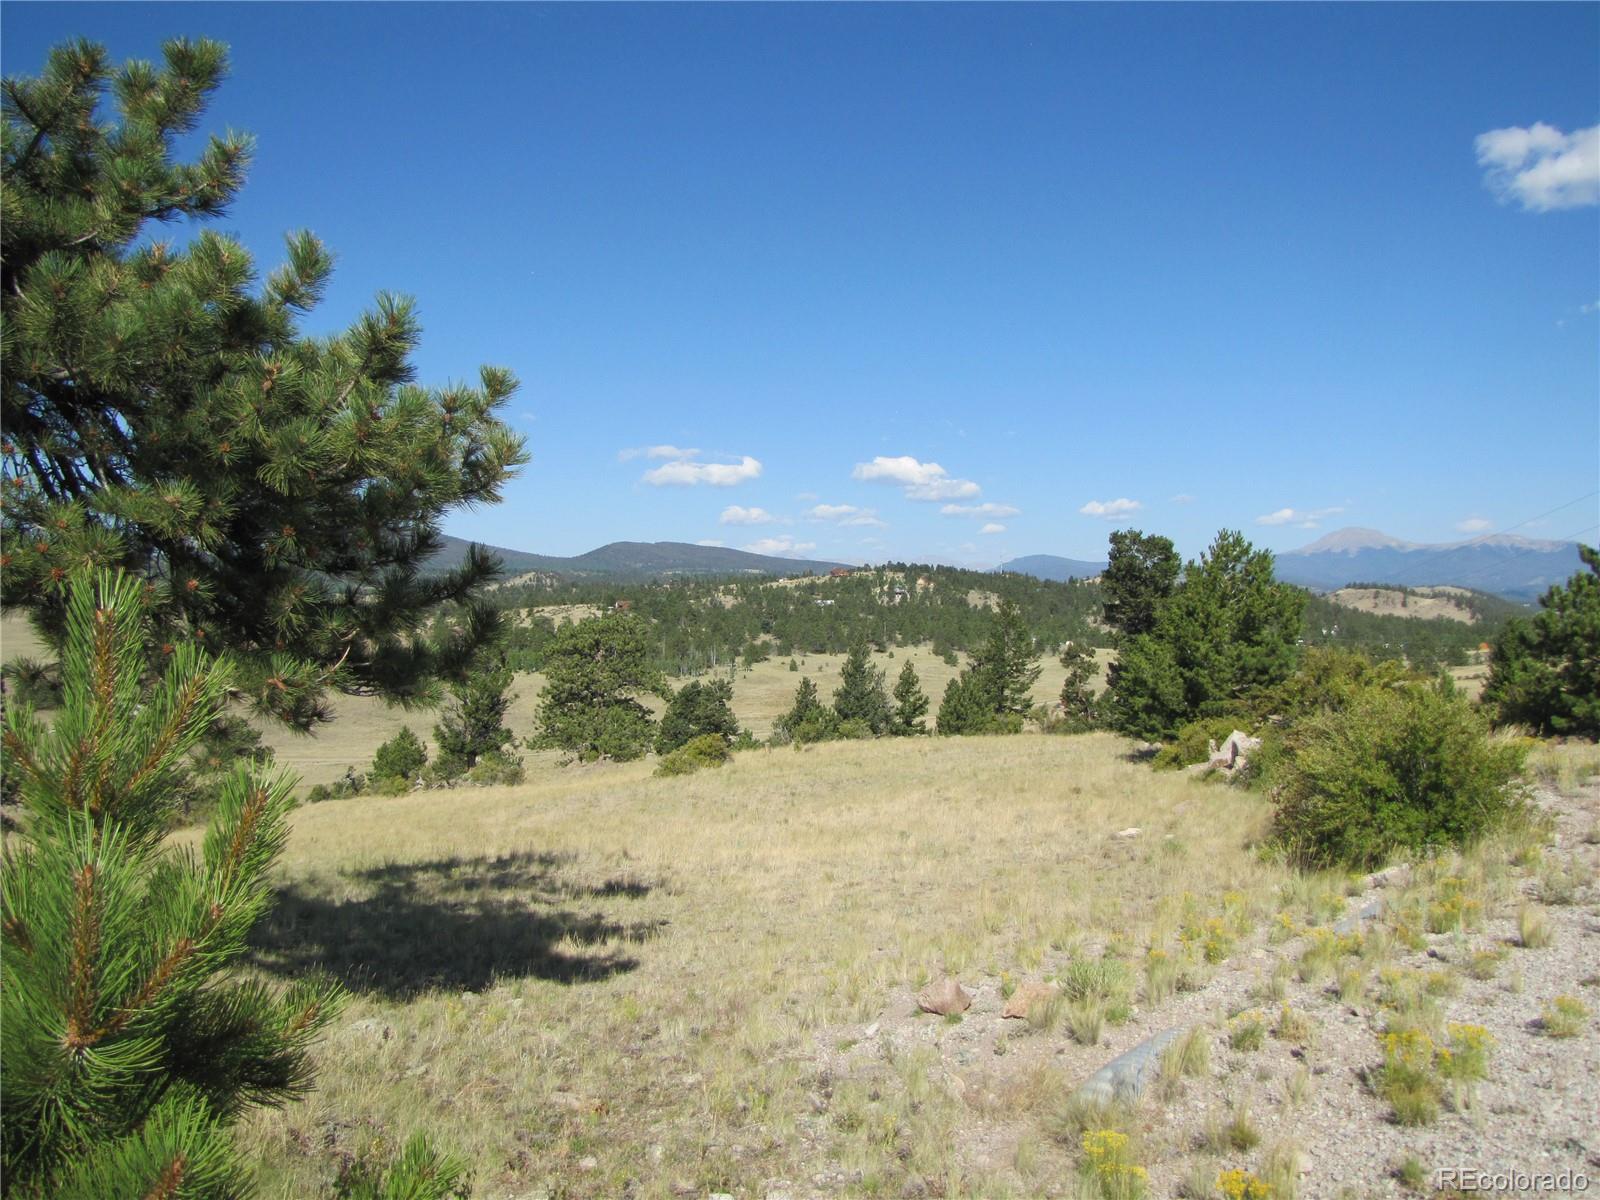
695, 539, 724, 548
795, 490, 820, 501
806, 503, 886, 529
719, 505, 775, 526
619, 443, 701, 462
1475, 123, 1599, 212
744, 535, 817, 558
1079, 498, 1144, 520
1257, 505, 1344, 529
979, 523, 1006, 535
1455, 517, 1493, 533
906, 478, 981, 501
1581, 300, 1600, 315
642, 455, 763, 486
1170, 493, 1195, 505
940, 502, 1020, 518
852, 455, 948, 486
853, 455, 980, 502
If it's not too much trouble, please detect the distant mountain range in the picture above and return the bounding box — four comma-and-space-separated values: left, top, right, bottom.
994, 527, 1584, 601
993, 554, 1108, 582
426, 536, 850, 582
1273, 527, 1584, 600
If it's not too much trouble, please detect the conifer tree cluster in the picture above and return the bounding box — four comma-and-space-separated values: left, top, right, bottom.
1, 37, 527, 730
1102, 529, 1306, 740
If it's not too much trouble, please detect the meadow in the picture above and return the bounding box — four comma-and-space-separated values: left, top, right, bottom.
230, 732, 1292, 1198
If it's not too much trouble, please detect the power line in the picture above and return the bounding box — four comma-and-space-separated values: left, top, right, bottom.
1378, 490, 1599, 590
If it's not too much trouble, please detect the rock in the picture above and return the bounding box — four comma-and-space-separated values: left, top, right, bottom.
864, 1022, 880, 1038
1073, 1027, 1184, 1105
1002, 981, 1061, 1019
346, 1018, 389, 1041
916, 977, 972, 1015
1115, 827, 1142, 839
577, 1156, 598, 1172
1208, 730, 1262, 771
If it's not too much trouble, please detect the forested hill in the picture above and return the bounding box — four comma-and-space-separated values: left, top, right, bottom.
485, 563, 1509, 679
425, 535, 850, 580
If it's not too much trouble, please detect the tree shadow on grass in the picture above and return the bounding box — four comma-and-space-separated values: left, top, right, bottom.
249, 851, 666, 999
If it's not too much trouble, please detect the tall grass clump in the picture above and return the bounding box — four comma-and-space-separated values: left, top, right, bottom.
1270, 680, 1527, 869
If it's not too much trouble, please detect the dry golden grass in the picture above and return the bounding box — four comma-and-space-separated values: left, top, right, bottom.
235, 732, 1284, 1198
1326, 586, 1476, 624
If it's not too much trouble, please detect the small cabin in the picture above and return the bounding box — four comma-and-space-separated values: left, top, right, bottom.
613, 599, 633, 612
829, 567, 851, 578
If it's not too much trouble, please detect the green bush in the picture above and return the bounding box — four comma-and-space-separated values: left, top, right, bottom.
466, 749, 525, 786
372, 726, 428, 781
654, 733, 733, 777
1271, 680, 1527, 868
368, 774, 413, 797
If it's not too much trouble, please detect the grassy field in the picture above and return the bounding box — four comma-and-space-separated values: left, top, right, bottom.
233, 733, 1290, 1199
1, 615, 1109, 789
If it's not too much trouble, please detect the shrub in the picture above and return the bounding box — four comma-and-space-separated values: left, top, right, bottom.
1539, 995, 1590, 1038
1270, 679, 1527, 869
467, 748, 525, 786
655, 733, 733, 778
372, 726, 429, 781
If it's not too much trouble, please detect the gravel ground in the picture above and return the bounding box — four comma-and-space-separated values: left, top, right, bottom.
796, 779, 1600, 1199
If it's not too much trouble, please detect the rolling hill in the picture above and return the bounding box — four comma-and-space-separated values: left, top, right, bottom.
426, 536, 850, 581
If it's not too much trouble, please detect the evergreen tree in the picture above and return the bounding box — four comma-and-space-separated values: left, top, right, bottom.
974, 598, 1041, 716
1483, 545, 1599, 738
656, 678, 738, 755
1056, 640, 1099, 731
1105, 529, 1306, 740
890, 660, 930, 735
832, 640, 891, 734
1, 38, 528, 729
774, 675, 837, 744
1101, 530, 1181, 640
534, 613, 665, 762
934, 669, 1009, 736
0, 572, 466, 1199
432, 666, 516, 778
372, 726, 429, 782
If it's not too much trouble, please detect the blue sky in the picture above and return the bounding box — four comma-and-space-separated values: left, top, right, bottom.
5, 3, 1598, 566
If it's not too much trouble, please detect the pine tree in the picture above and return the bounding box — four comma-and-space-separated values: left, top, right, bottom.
1101, 530, 1181, 641
775, 675, 837, 744
1, 38, 528, 730
934, 669, 1004, 735
656, 679, 738, 755
833, 640, 891, 735
534, 613, 665, 762
1057, 641, 1099, 731
1483, 544, 1600, 738
1105, 529, 1306, 740
433, 666, 516, 777
371, 726, 429, 783
0, 571, 467, 1199
2, 571, 308, 1196
890, 660, 930, 735
975, 598, 1041, 716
